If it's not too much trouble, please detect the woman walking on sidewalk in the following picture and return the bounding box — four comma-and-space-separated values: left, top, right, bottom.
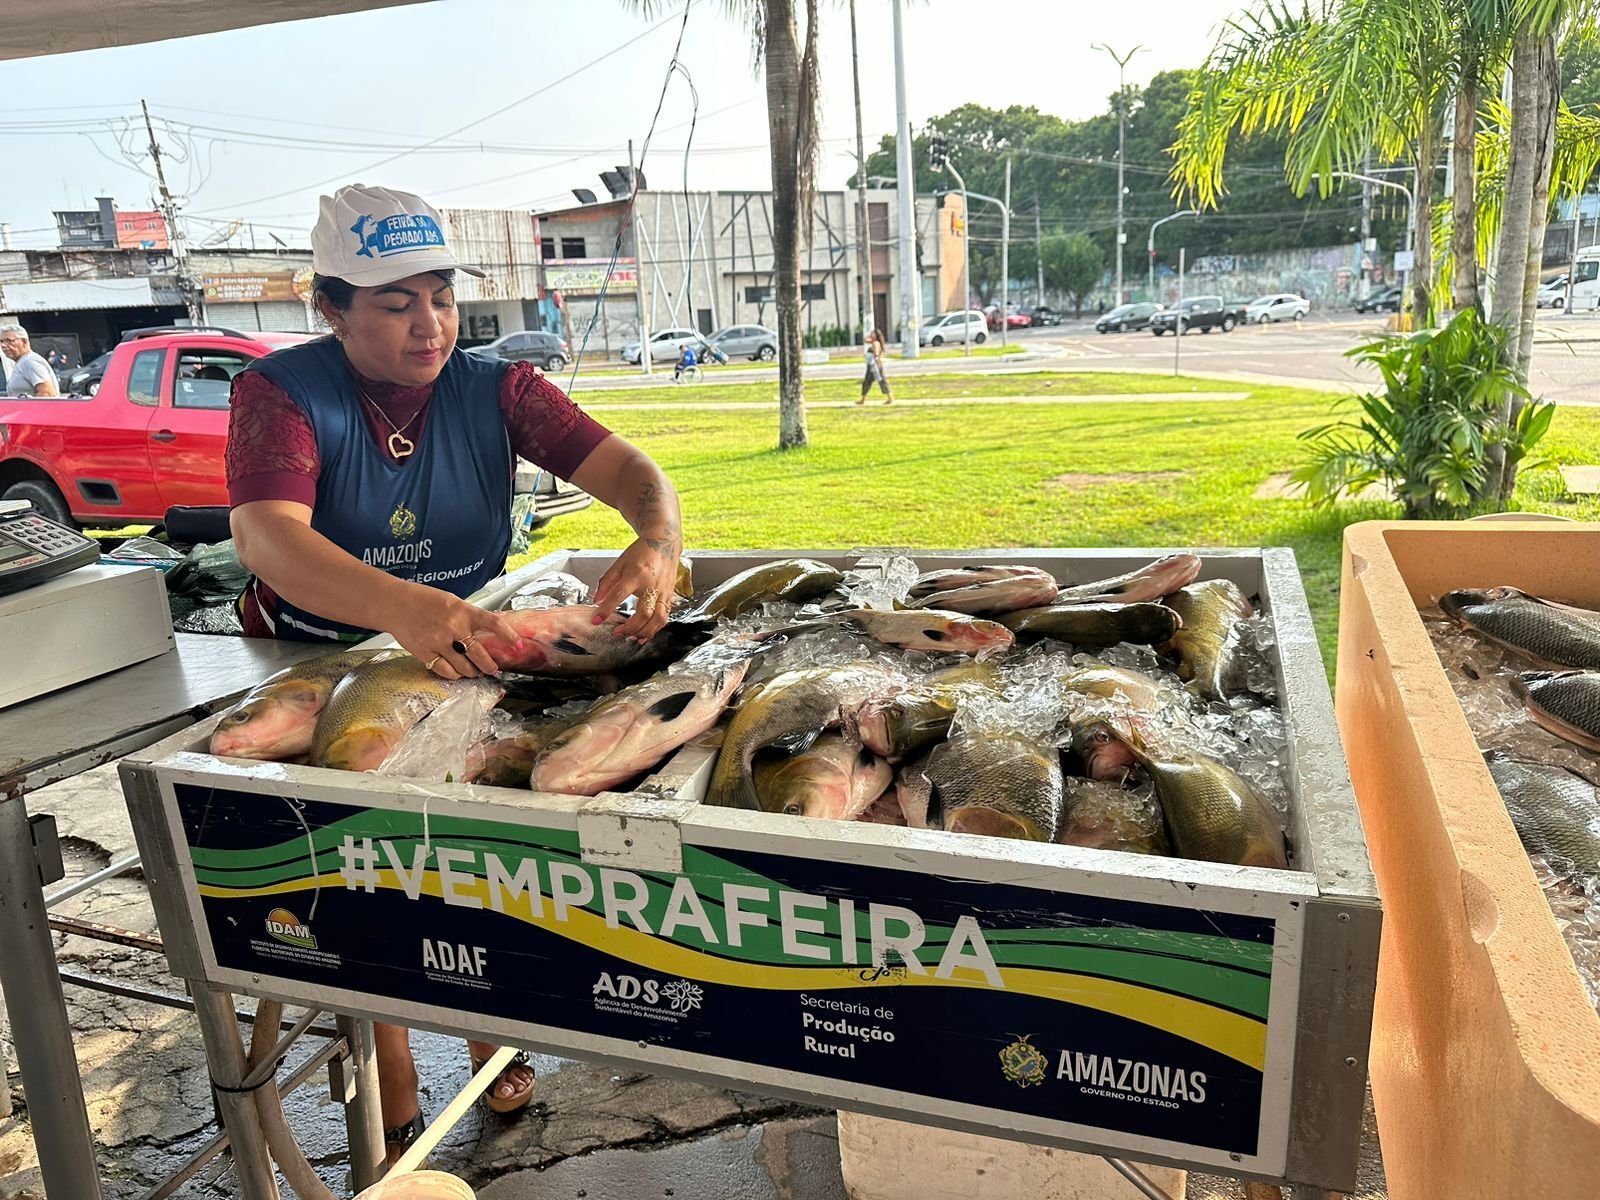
857, 329, 893, 405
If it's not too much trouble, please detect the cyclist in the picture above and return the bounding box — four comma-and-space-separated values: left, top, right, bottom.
673, 342, 697, 383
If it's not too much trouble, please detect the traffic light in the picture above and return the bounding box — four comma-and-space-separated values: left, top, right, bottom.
928, 135, 949, 172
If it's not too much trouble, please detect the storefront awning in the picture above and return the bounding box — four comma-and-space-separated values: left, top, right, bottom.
1, 277, 158, 312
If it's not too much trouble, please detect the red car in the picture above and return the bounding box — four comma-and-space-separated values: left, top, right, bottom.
0, 327, 312, 527
984, 306, 1033, 331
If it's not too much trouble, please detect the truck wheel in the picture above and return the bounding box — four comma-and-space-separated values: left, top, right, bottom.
1221, 315, 1236, 332
3, 479, 75, 528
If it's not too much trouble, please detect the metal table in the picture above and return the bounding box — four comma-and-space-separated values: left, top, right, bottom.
1, 633, 324, 798
0, 632, 323, 1200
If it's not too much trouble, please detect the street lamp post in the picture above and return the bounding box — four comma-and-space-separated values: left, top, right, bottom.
1094, 43, 1145, 305
1148, 209, 1198, 302
1317, 170, 1414, 300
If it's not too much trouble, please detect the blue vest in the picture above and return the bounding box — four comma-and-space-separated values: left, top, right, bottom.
249, 337, 512, 642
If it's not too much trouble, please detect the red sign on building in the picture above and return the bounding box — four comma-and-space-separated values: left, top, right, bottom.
115, 211, 169, 250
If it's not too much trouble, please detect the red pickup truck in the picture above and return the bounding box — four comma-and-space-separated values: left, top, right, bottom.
0, 327, 312, 527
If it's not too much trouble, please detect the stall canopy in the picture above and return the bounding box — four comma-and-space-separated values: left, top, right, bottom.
3, 0, 428, 61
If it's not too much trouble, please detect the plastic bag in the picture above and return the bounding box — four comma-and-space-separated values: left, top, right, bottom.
503, 571, 590, 611
377, 679, 504, 783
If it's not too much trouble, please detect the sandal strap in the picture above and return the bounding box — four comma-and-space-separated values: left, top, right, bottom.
383, 1110, 425, 1148
472, 1048, 533, 1074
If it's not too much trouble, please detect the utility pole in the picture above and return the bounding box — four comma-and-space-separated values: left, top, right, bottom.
1358, 149, 1372, 302
849, 0, 874, 342
142, 99, 200, 323
630, 138, 652, 377
1000, 158, 1011, 349
892, 0, 921, 356
1034, 196, 1045, 306
1094, 44, 1144, 306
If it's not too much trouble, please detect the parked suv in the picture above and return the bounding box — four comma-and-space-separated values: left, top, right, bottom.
468, 330, 570, 371
917, 310, 988, 347
621, 327, 701, 365
1149, 296, 1245, 335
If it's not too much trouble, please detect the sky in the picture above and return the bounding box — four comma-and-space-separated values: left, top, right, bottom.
0, 0, 1248, 251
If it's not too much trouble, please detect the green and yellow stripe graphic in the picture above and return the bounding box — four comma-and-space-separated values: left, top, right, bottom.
189, 811, 1274, 1069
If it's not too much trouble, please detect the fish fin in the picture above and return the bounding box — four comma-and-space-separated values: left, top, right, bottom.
768, 728, 823, 756
645, 690, 698, 722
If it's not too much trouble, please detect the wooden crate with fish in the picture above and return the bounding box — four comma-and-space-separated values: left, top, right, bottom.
120, 548, 1378, 1192
1337, 520, 1600, 1200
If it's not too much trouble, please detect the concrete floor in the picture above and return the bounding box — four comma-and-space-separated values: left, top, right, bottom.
0, 756, 1386, 1200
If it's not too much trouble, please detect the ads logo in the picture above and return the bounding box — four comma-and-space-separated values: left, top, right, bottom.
265, 908, 317, 950
998, 1034, 1049, 1089
389, 504, 417, 539
592, 973, 704, 1014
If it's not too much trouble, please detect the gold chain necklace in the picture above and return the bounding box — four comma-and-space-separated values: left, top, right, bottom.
357, 387, 422, 460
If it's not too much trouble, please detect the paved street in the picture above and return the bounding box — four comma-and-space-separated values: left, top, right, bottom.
569, 310, 1600, 405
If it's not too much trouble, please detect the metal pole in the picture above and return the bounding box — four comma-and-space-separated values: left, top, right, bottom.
849, 0, 874, 342
1566, 189, 1582, 312
1359, 150, 1372, 303
1000, 158, 1011, 349
0, 794, 103, 1200
1034, 196, 1045, 306
337, 1015, 385, 1193
390, 1046, 519, 1177
892, 0, 921, 356
1147, 210, 1197, 305
43, 853, 141, 908
1094, 44, 1143, 305
190, 987, 280, 1200
962, 184, 971, 356
630, 139, 652, 377
1104, 1157, 1181, 1200
1177, 252, 1190, 380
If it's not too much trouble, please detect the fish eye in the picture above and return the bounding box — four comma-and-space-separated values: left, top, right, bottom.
923, 629, 946, 641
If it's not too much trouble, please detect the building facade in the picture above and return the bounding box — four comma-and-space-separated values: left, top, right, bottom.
535, 187, 962, 358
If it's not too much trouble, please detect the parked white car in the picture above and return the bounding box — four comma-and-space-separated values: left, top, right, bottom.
917, 310, 989, 347
1245, 293, 1311, 323
1536, 275, 1569, 309
621, 327, 701, 364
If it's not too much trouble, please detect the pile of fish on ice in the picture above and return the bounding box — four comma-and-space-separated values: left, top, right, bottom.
1431, 586, 1600, 1008
208, 553, 1296, 872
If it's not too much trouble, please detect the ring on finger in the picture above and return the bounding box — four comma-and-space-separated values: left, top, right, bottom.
641, 588, 659, 610
426, 654, 442, 671
450, 636, 475, 655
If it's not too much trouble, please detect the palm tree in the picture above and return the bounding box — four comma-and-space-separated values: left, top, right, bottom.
626, 0, 820, 450
1171, 0, 1458, 327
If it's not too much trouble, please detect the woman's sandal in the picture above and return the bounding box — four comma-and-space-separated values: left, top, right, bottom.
384, 1110, 426, 1168
471, 1048, 536, 1115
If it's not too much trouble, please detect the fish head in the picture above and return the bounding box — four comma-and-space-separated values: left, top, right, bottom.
209, 681, 325, 760
1072, 720, 1140, 782
753, 751, 851, 819
856, 691, 956, 760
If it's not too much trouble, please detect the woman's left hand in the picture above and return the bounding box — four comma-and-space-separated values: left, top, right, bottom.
591, 536, 680, 643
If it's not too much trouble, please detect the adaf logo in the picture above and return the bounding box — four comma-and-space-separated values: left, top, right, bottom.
389, 504, 417, 539
265, 908, 317, 950
998, 1033, 1049, 1089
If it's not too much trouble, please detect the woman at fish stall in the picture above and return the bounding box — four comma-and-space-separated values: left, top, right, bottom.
223, 183, 683, 1160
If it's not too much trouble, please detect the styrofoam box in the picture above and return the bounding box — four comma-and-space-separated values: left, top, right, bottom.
0, 562, 174, 709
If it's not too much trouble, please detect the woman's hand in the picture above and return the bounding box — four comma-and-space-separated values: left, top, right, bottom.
591, 536, 681, 643
383, 582, 526, 679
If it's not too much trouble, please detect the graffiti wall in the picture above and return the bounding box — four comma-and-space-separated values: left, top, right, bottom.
1138, 243, 1376, 310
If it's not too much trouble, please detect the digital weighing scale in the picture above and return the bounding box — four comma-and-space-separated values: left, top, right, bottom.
0, 500, 175, 709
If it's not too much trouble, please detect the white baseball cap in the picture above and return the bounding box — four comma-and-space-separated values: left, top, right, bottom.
312, 183, 486, 287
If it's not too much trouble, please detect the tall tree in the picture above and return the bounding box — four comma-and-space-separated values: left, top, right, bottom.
628, 0, 819, 450
1041, 234, 1105, 316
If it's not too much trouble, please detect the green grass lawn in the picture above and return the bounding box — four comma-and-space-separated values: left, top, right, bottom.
576, 370, 1243, 405
517, 371, 1600, 669
888, 343, 1027, 359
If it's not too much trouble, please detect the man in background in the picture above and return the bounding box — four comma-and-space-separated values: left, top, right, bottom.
1, 324, 61, 397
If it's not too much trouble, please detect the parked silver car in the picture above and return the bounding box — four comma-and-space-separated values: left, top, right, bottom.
467, 330, 570, 370
621, 327, 701, 365
1245, 293, 1311, 323
708, 324, 778, 361
917, 310, 989, 347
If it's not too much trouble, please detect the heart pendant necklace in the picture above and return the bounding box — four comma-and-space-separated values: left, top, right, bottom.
358, 387, 422, 461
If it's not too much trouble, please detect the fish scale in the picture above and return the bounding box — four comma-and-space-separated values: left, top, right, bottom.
311, 656, 465, 771
1513, 670, 1600, 751
1441, 587, 1600, 669
1485, 752, 1600, 881
921, 731, 1064, 842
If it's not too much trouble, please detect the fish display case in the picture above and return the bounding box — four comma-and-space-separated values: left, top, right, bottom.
119, 548, 1378, 1192
1336, 521, 1600, 1200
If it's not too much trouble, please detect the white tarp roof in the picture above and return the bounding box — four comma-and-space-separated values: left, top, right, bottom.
1, 277, 158, 311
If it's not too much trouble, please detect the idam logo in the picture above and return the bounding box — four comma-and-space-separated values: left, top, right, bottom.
265, 908, 317, 950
